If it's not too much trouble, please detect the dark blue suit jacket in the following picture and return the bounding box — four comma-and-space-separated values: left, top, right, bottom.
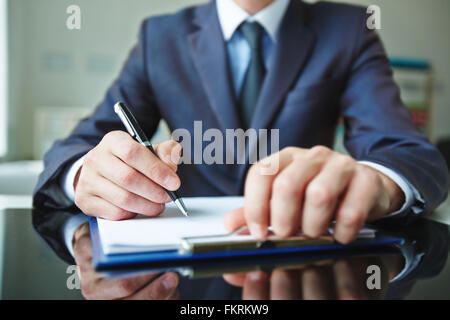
33, 0, 449, 246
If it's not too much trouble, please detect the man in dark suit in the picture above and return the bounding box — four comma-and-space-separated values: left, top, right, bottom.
33, 0, 449, 259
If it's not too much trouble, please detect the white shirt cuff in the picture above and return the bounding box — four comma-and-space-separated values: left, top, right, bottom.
60, 156, 86, 202
358, 161, 424, 217
62, 213, 90, 257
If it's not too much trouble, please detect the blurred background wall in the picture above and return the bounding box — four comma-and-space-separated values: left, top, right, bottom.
6, 0, 208, 161
2, 0, 450, 162
0, 0, 448, 169
2, 0, 450, 161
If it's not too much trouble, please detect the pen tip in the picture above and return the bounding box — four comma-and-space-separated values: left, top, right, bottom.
175, 198, 189, 217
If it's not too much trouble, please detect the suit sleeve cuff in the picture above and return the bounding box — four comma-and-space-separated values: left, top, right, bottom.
59, 156, 85, 202
358, 161, 425, 217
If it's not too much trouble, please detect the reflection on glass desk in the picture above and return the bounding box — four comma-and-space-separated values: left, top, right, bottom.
1, 208, 449, 300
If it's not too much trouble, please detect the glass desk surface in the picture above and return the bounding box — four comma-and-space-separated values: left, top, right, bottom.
1, 208, 449, 300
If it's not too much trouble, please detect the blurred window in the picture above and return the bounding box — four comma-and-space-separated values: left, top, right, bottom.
0, 0, 7, 156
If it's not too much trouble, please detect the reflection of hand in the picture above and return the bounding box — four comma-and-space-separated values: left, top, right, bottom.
223, 256, 393, 300
225, 147, 404, 244
72, 223, 180, 300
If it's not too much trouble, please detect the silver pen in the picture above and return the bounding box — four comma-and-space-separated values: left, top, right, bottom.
114, 101, 188, 217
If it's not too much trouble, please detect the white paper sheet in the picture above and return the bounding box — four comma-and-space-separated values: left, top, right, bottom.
96, 196, 376, 255
97, 196, 244, 255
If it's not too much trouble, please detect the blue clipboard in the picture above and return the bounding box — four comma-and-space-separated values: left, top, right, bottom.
89, 217, 404, 271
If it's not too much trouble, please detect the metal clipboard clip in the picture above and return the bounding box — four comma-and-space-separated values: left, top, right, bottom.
178, 226, 334, 255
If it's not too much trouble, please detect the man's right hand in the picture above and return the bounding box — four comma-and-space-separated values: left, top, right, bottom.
74, 131, 182, 220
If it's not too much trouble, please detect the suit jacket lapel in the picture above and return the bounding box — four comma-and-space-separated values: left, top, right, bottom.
187, 2, 244, 132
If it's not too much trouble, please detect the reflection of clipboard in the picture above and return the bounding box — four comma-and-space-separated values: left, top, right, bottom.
181, 245, 403, 279
102, 245, 403, 280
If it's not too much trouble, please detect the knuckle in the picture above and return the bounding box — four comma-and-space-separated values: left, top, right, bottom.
148, 161, 168, 183
72, 240, 83, 257
168, 141, 182, 164
340, 208, 366, 227
143, 202, 164, 217
309, 145, 331, 158
251, 164, 264, 179
104, 130, 125, 143
102, 132, 114, 143
117, 192, 134, 209
110, 207, 131, 221
155, 187, 169, 202
336, 155, 355, 168
121, 142, 141, 162
155, 203, 166, 215
165, 140, 180, 149
83, 150, 97, 167
273, 176, 298, 197
249, 162, 263, 177
281, 146, 298, 155
117, 279, 136, 295
250, 159, 277, 178
118, 168, 137, 187
81, 285, 94, 300
359, 166, 383, 190
359, 165, 377, 180
159, 140, 176, 154
160, 152, 174, 167
280, 147, 301, 162
306, 183, 333, 207
154, 205, 166, 216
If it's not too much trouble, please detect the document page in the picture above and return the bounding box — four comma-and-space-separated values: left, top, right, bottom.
96, 197, 244, 254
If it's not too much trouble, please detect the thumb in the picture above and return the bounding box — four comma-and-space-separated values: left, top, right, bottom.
154, 141, 182, 172
224, 207, 246, 233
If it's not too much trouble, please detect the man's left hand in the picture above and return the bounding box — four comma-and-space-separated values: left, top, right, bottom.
225, 146, 404, 244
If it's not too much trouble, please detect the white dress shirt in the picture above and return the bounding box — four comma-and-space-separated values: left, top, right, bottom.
61, 0, 422, 256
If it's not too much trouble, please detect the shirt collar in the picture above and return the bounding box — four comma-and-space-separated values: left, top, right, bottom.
216, 0, 290, 41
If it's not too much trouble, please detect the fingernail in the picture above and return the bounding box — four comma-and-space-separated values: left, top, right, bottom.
249, 223, 265, 239
162, 273, 178, 291
248, 271, 265, 281
163, 176, 179, 190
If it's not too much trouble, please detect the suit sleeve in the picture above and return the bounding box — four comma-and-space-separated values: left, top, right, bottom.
32, 19, 161, 259
33, 18, 160, 208
340, 14, 449, 220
